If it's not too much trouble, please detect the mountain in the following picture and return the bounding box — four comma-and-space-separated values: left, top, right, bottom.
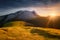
0, 11, 37, 20
0, 10, 50, 27
0, 10, 60, 29
0, 10, 38, 27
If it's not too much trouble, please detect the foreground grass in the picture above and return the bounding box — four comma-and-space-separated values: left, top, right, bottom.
0, 21, 60, 40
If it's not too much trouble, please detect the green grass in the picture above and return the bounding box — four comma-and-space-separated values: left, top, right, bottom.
3, 22, 13, 27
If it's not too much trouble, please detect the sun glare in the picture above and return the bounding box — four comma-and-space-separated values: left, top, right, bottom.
49, 13, 57, 18
48, 13, 57, 21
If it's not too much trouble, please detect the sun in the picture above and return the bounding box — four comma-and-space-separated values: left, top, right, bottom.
49, 13, 57, 18
48, 13, 57, 21
47, 13, 57, 26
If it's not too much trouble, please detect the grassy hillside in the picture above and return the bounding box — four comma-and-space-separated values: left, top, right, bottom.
0, 21, 60, 40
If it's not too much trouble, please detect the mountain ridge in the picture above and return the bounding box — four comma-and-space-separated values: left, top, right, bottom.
0, 10, 39, 27
0, 10, 60, 29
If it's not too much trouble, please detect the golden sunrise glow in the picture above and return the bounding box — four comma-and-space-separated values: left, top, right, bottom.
46, 13, 57, 27
33, 4, 60, 17
49, 13, 57, 18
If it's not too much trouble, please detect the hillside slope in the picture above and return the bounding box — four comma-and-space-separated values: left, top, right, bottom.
0, 21, 60, 40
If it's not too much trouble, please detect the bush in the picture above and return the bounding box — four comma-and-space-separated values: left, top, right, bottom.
3, 22, 13, 27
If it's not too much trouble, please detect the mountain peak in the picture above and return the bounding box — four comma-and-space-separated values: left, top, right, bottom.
0, 10, 38, 27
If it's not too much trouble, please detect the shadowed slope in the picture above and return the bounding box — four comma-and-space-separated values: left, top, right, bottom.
31, 29, 60, 39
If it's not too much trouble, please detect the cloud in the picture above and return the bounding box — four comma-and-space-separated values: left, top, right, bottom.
0, 0, 60, 8
0, 0, 60, 16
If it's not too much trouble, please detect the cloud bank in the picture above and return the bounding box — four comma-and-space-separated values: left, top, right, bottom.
0, 0, 60, 16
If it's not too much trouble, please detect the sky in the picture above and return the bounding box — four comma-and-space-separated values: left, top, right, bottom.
0, 0, 60, 16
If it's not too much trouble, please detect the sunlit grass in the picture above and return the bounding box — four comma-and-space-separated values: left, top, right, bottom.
0, 21, 60, 40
